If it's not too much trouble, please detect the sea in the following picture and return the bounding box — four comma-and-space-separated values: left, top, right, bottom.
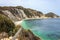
21, 18, 60, 40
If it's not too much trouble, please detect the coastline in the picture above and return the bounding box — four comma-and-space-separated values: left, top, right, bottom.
14, 18, 42, 40
14, 18, 60, 40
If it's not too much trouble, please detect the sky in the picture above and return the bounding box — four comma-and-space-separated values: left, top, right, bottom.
0, 0, 60, 15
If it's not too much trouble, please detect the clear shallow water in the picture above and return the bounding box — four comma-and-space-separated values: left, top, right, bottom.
21, 18, 60, 40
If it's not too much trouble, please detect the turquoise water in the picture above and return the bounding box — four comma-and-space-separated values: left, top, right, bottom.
21, 18, 60, 40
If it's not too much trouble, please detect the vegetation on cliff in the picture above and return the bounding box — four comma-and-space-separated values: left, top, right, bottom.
0, 14, 15, 36
0, 6, 43, 21
0, 13, 41, 40
19, 29, 40, 40
23, 8, 43, 18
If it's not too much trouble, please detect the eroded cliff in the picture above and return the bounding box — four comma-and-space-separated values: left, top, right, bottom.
0, 6, 43, 22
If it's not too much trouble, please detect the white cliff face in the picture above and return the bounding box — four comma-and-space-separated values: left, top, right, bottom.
0, 7, 44, 21
19, 9, 27, 19
2, 10, 18, 21
14, 8, 23, 19
15, 8, 27, 19
1, 8, 28, 21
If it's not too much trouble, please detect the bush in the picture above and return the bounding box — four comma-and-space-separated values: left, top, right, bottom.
0, 14, 15, 36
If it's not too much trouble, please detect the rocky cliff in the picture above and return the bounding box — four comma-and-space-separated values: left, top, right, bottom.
0, 6, 43, 22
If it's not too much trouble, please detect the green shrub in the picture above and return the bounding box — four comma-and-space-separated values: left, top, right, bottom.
0, 14, 15, 36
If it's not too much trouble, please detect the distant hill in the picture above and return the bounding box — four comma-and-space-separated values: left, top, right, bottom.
45, 12, 59, 18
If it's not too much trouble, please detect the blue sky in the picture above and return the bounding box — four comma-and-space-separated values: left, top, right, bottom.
0, 0, 60, 15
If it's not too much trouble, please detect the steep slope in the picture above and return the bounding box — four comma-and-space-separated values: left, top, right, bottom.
23, 8, 43, 18
0, 6, 43, 22
0, 14, 15, 39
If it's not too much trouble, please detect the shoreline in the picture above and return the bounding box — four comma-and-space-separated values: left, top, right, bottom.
14, 18, 42, 40
14, 18, 60, 40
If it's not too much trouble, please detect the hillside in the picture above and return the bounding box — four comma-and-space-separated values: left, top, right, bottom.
0, 6, 41, 40
0, 6, 59, 22
0, 6, 43, 22
45, 12, 59, 18
0, 12, 41, 40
